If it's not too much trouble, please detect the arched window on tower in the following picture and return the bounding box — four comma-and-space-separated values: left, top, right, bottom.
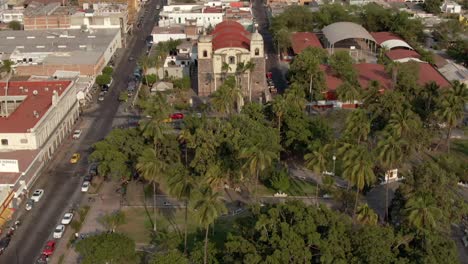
228, 56, 235, 64
255, 48, 259, 56
203, 50, 208, 58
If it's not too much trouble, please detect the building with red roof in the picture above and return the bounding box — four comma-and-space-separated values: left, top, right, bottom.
0, 80, 79, 214
317, 62, 450, 108
198, 21, 266, 99
385, 49, 421, 62
370, 32, 413, 50
290, 32, 323, 55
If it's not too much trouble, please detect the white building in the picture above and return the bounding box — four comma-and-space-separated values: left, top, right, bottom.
158, 5, 224, 29
0, 80, 79, 218
0, 8, 24, 23
441, 2, 462, 14
151, 25, 187, 44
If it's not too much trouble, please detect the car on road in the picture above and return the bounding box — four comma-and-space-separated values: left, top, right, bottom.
42, 240, 55, 256
84, 174, 93, 182
89, 164, 98, 176
0, 236, 11, 255
81, 181, 90, 192
170, 112, 184, 120
72, 129, 82, 139
36, 254, 49, 264
53, 225, 65, 239
31, 189, 44, 202
25, 199, 34, 211
61, 212, 74, 225
70, 153, 80, 164
128, 56, 134, 61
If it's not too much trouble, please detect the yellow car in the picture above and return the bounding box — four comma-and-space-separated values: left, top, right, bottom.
70, 153, 80, 164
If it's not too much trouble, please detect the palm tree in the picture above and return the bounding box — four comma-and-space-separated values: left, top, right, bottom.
420, 82, 440, 115
341, 144, 376, 215
336, 81, 362, 104
387, 107, 421, 140
356, 204, 378, 225
210, 76, 241, 116
244, 61, 256, 102
139, 55, 154, 86
235, 61, 245, 89
404, 193, 442, 233
304, 145, 329, 206
240, 141, 279, 203
193, 187, 227, 264
436, 81, 467, 153
136, 148, 168, 232
140, 93, 172, 144
376, 131, 406, 221
0, 60, 13, 73
272, 95, 288, 136
167, 165, 197, 255
343, 109, 371, 144
221, 62, 231, 82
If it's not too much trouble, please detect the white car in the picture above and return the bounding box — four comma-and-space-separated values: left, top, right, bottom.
61, 213, 74, 225
72, 130, 82, 139
53, 225, 65, 239
31, 189, 44, 202
81, 181, 90, 192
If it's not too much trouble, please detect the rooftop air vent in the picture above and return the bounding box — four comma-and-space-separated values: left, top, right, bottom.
33, 90, 38, 95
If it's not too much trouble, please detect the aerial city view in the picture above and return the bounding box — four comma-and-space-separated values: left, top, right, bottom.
0, 0, 466, 262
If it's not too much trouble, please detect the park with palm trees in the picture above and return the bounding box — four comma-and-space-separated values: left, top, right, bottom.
75, 22, 468, 264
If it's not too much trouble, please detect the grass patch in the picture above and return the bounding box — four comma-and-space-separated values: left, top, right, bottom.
286, 178, 318, 196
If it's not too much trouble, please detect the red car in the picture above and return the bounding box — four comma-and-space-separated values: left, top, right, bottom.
170, 113, 184, 120
42, 240, 55, 256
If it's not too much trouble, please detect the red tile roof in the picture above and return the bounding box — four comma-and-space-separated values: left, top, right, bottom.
370, 32, 403, 45
0, 80, 72, 133
0, 150, 39, 185
211, 21, 251, 51
416, 62, 451, 87
203, 7, 223, 13
290, 32, 322, 55
385, 49, 421, 61
321, 63, 392, 91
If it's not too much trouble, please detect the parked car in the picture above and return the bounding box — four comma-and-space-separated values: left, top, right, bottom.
98, 92, 105, 101
89, 164, 98, 176
36, 254, 48, 264
53, 225, 65, 239
61, 212, 74, 225
31, 189, 44, 202
72, 129, 82, 139
25, 199, 34, 211
70, 153, 80, 164
84, 174, 93, 182
81, 181, 90, 192
170, 113, 184, 120
42, 240, 55, 256
0, 236, 11, 255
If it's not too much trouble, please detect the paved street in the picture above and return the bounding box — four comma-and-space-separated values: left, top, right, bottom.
251, 0, 288, 93
0, 1, 160, 263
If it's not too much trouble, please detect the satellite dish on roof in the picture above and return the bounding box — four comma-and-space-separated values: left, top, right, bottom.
33, 90, 38, 95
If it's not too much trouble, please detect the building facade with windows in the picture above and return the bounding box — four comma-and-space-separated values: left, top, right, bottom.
197, 21, 266, 99
0, 80, 78, 224
158, 5, 224, 28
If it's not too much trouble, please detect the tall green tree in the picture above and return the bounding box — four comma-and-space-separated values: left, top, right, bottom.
98, 211, 126, 233
166, 165, 197, 254
336, 82, 362, 103
304, 144, 330, 205
193, 187, 227, 264
340, 144, 376, 215
210, 76, 241, 115
0, 60, 13, 73
76, 233, 139, 264
329, 51, 358, 84
376, 130, 406, 221
289, 47, 328, 100
240, 132, 280, 202
343, 109, 371, 144
356, 204, 378, 225
404, 193, 443, 233
272, 95, 288, 136
435, 81, 467, 153
7, 20, 21, 30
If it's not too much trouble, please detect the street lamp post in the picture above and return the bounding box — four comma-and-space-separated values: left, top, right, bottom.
332, 155, 336, 176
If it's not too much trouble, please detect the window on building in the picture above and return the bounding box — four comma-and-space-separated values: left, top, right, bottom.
203, 50, 208, 58
228, 56, 235, 64
1, 139, 8, 146
255, 48, 259, 56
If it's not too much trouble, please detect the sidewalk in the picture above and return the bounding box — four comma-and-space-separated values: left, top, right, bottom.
50, 181, 121, 264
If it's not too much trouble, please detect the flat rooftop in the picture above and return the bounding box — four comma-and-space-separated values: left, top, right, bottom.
152, 25, 185, 35
24, 2, 77, 17
0, 149, 40, 185
0, 80, 73, 133
0, 28, 120, 54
